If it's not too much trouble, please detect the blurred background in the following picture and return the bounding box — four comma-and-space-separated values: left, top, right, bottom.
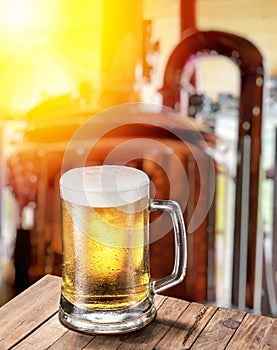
0, 0, 277, 317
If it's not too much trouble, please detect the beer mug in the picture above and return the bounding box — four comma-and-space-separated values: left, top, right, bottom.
59, 165, 187, 334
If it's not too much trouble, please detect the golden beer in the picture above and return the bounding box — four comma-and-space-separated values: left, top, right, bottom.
61, 197, 150, 309
59, 165, 187, 334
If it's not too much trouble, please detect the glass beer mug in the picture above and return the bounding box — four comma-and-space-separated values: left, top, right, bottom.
59, 165, 187, 334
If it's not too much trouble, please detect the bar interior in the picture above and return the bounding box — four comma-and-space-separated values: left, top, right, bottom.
0, 0, 277, 320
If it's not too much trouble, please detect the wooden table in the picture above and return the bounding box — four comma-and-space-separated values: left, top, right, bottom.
0, 275, 276, 349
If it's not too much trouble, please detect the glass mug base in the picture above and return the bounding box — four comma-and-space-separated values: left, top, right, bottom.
59, 294, 157, 334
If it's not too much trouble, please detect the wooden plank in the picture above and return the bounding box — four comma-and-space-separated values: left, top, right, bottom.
12, 314, 67, 350
0, 275, 61, 349
47, 328, 94, 350
189, 307, 246, 350
84, 332, 131, 349
226, 313, 277, 349
2, 275, 276, 349
47, 330, 95, 350
117, 297, 189, 350
155, 302, 218, 349
0, 274, 60, 320
262, 318, 277, 349
84, 295, 168, 350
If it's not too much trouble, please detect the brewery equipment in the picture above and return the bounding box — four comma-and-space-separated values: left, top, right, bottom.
160, 29, 265, 311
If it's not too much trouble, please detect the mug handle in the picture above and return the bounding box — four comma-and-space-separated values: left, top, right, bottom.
149, 199, 187, 294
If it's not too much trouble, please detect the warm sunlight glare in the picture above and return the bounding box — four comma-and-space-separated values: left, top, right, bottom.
0, 1, 140, 117
1, 0, 37, 31
0, 0, 59, 36
0, 1, 103, 115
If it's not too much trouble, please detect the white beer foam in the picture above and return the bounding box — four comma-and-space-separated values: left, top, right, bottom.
60, 165, 149, 207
